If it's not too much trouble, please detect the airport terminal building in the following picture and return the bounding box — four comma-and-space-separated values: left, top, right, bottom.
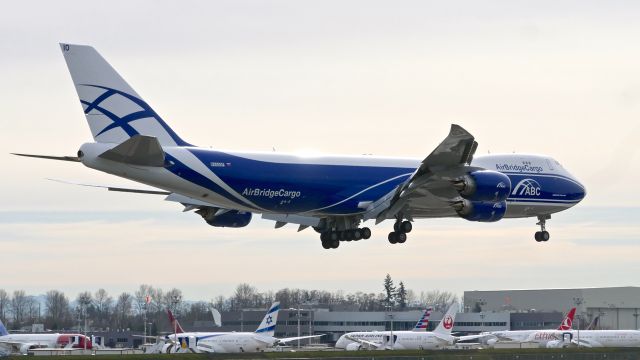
464, 286, 640, 331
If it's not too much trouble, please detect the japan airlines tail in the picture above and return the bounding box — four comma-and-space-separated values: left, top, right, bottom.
14, 44, 586, 249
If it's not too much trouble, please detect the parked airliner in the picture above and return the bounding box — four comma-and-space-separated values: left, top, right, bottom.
461, 307, 576, 347
14, 44, 587, 249
335, 304, 456, 350
147, 302, 320, 353
0, 320, 92, 355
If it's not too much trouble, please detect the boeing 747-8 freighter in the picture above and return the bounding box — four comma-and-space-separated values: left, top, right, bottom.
14, 44, 586, 249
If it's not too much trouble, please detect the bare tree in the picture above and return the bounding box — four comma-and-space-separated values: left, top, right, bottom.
10, 290, 28, 328
419, 290, 459, 312
0, 290, 9, 324
45, 290, 70, 330
233, 283, 257, 310
94, 289, 113, 328
114, 292, 133, 329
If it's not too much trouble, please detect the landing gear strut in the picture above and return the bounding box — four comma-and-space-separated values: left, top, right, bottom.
320, 227, 371, 249
388, 219, 412, 244
535, 214, 551, 242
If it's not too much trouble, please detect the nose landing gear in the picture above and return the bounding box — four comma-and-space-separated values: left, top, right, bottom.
535, 214, 551, 242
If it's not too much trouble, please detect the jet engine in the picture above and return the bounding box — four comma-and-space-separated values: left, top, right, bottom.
196, 208, 252, 228
453, 170, 511, 202
455, 199, 507, 222
545, 340, 564, 348
345, 343, 363, 351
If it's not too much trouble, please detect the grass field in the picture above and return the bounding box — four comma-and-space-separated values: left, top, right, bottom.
17, 347, 640, 360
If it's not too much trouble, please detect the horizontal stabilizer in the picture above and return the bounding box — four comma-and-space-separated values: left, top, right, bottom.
12, 153, 80, 162
98, 135, 165, 166
48, 178, 170, 195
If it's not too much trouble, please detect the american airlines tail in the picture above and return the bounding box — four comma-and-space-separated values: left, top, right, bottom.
59, 43, 190, 147
412, 307, 434, 332
167, 309, 185, 334
254, 302, 280, 337
433, 303, 459, 336
557, 307, 576, 330
0, 320, 8, 336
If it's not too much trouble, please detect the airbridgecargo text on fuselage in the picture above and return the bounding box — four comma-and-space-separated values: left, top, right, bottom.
495, 163, 544, 173
242, 187, 301, 199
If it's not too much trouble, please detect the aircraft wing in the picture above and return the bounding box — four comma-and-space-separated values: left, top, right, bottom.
373, 124, 479, 222
274, 334, 324, 345
343, 334, 383, 350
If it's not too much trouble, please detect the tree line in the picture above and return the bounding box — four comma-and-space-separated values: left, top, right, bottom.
0, 275, 457, 333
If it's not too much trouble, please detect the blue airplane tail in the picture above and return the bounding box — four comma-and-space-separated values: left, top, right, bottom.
59, 43, 190, 147
0, 319, 9, 336
255, 302, 280, 337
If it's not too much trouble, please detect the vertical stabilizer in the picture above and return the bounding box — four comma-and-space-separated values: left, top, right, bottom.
59, 43, 190, 146
557, 308, 576, 330
0, 319, 8, 336
433, 303, 459, 336
167, 309, 185, 334
255, 302, 280, 337
412, 307, 434, 332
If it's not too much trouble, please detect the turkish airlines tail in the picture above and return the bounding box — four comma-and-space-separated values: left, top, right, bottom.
557, 307, 576, 330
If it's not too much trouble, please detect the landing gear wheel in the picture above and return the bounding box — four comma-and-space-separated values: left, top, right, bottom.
535, 232, 542, 242
393, 221, 401, 232
321, 241, 331, 249
388, 232, 398, 244
320, 232, 328, 242
353, 229, 362, 241
361, 227, 371, 239
330, 232, 339, 241
540, 231, 550, 241
400, 221, 412, 233
330, 240, 340, 249
396, 232, 407, 243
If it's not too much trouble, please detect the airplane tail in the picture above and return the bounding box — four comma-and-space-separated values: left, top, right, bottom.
167, 309, 185, 334
0, 319, 8, 336
557, 307, 576, 330
412, 307, 434, 332
59, 43, 190, 147
254, 302, 280, 337
433, 302, 458, 336
586, 315, 600, 330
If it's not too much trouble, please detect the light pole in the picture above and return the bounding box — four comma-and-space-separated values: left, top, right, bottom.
479, 313, 486, 334
573, 297, 583, 347
385, 305, 394, 350
633, 309, 639, 330
171, 295, 182, 347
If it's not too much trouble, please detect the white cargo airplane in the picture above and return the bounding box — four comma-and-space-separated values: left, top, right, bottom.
335, 304, 457, 350
0, 320, 92, 355
14, 44, 587, 249
149, 302, 320, 353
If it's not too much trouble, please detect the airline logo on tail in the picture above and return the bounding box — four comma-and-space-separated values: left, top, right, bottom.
167, 309, 185, 334
433, 302, 459, 336
255, 302, 280, 336
413, 307, 434, 331
557, 307, 576, 330
0, 320, 8, 336
442, 315, 454, 330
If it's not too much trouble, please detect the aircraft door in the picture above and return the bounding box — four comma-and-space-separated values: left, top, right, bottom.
562, 332, 573, 344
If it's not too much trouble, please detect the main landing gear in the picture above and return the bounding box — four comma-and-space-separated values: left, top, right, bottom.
388, 220, 412, 244
535, 214, 551, 242
320, 228, 372, 249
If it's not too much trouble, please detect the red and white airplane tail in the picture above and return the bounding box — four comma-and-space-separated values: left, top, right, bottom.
557, 307, 576, 330
167, 309, 185, 334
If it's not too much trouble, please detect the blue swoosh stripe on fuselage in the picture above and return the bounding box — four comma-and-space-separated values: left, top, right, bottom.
186, 149, 414, 215
164, 153, 255, 209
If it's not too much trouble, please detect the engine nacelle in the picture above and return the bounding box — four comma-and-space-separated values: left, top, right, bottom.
456, 199, 507, 222
345, 342, 363, 351
486, 338, 498, 347
454, 170, 511, 202
197, 208, 252, 228
545, 340, 563, 348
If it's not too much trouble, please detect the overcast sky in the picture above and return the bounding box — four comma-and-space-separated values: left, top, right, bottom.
1, 1, 639, 301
